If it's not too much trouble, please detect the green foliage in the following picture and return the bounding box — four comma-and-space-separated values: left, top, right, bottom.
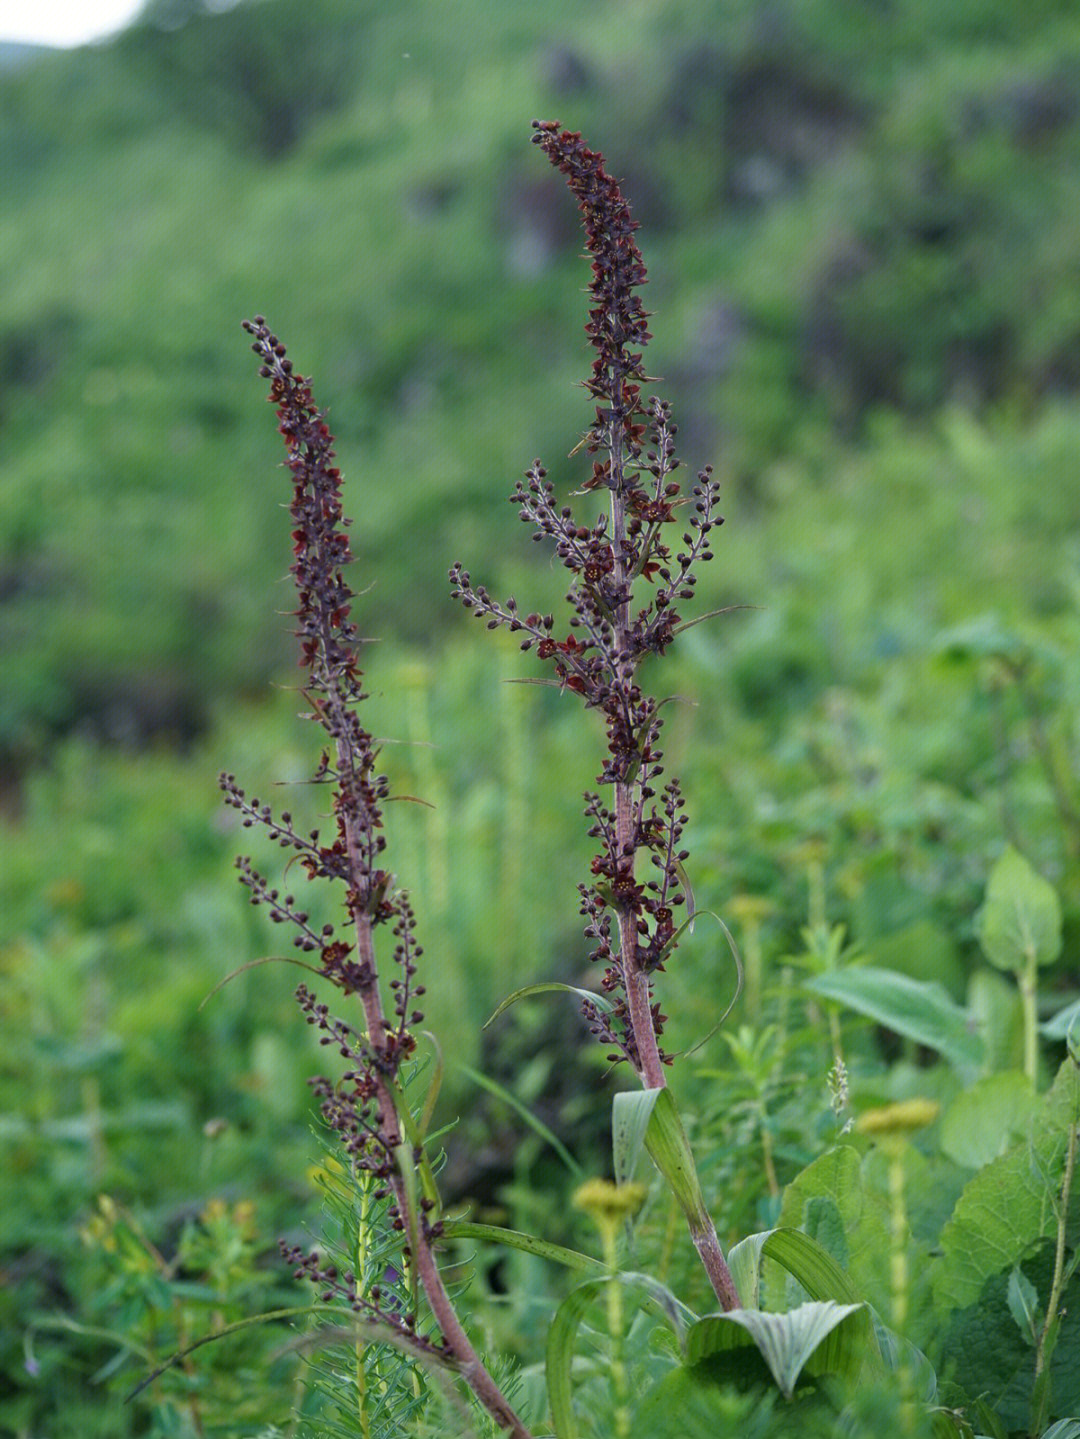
977, 847, 1063, 973
932, 1059, 1080, 1314
6, 0, 1080, 1434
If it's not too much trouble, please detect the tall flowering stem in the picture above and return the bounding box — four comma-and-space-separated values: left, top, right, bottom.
451, 124, 721, 1088
223, 319, 533, 1438
450, 122, 737, 1310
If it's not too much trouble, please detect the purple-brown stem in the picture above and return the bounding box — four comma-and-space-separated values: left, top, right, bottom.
451, 121, 739, 1310
228, 319, 534, 1436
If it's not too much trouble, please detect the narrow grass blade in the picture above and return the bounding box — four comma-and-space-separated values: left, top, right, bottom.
459, 1064, 583, 1178
440, 1220, 605, 1275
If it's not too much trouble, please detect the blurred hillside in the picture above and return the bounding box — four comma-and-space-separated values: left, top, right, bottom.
3, 0, 1079, 779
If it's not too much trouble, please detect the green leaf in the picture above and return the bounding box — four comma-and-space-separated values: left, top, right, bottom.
439, 1220, 606, 1275
1042, 997, 1080, 1041
729, 1225, 868, 1316
1041, 1421, 1080, 1439
482, 981, 615, 1029
613, 1088, 660, 1187
940, 1249, 1080, 1431
458, 1064, 583, 1178
727, 1231, 770, 1310
746, 1227, 865, 1306
972, 1396, 1010, 1439
977, 847, 1062, 973
1006, 1266, 1040, 1346
642, 1086, 710, 1228
771, 1147, 892, 1316
803, 967, 984, 1077
930, 1408, 976, 1439
932, 1058, 1080, 1314
685, 1301, 867, 1399
635, 1362, 783, 1434
940, 1072, 1038, 1169
546, 1273, 696, 1438
969, 968, 1026, 1074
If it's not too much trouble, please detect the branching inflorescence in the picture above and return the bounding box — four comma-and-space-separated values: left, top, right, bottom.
223, 320, 533, 1436
451, 121, 722, 1091
225, 121, 737, 1436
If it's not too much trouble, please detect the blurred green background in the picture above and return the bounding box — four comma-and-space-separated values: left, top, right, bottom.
3, 0, 1080, 1433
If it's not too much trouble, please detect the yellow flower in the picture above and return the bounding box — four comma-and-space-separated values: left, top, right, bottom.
573, 1178, 647, 1224
856, 1099, 940, 1138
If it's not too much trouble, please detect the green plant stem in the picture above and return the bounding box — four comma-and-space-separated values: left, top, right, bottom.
598, 1225, 632, 1439
1020, 947, 1039, 1086
745, 920, 763, 1023
1035, 1107, 1078, 1382
760, 1112, 780, 1200
887, 1150, 910, 1332
355, 1179, 374, 1439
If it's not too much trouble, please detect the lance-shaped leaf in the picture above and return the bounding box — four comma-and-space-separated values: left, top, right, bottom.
641, 1085, 711, 1228
613, 1088, 661, 1188
803, 967, 984, 1078
440, 1220, 606, 1275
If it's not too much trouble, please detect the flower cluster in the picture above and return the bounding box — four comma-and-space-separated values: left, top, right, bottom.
451, 123, 722, 1085
224, 320, 531, 1435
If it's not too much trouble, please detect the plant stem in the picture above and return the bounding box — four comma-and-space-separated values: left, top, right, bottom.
886, 1151, 910, 1331
689, 1222, 742, 1313
1020, 946, 1039, 1086
342, 812, 531, 1436
1035, 1107, 1078, 1381
599, 1225, 631, 1439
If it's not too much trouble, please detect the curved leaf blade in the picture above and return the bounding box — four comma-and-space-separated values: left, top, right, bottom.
483, 982, 615, 1029
613, 1088, 660, 1188
685, 1300, 867, 1399
642, 1086, 710, 1226
440, 1220, 605, 1275
804, 967, 984, 1077
547, 1273, 696, 1438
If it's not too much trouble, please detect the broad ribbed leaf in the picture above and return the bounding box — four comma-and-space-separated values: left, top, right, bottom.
729, 1225, 867, 1314
977, 847, 1061, 973
685, 1301, 866, 1399
940, 1072, 1037, 1169
933, 1058, 1080, 1313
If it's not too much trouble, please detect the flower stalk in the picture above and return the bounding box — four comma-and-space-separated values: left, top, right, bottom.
225, 319, 533, 1437
451, 122, 738, 1311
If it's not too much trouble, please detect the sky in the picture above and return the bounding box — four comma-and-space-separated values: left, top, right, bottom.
0, 0, 145, 47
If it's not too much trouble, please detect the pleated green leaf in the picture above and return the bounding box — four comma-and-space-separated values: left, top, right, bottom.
685, 1300, 866, 1399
